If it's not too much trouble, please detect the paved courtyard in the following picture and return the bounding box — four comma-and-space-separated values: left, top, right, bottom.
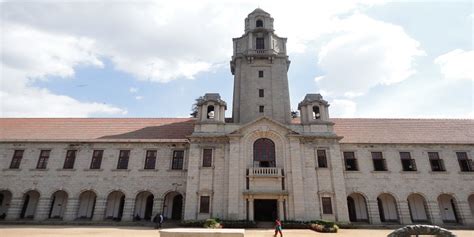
0, 225, 473, 237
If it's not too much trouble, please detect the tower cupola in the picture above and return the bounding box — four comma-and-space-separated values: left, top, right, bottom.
298, 94, 330, 124
196, 93, 227, 123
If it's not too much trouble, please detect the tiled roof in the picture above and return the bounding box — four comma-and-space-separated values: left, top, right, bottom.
331, 118, 473, 144
0, 118, 472, 144
0, 118, 195, 142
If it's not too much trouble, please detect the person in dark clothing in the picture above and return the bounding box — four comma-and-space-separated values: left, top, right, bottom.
153, 213, 164, 229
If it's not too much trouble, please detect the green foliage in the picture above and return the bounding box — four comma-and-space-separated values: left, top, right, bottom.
204, 218, 222, 228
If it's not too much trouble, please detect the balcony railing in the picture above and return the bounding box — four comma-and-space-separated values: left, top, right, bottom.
249, 167, 282, 177
246, 49, 278, 56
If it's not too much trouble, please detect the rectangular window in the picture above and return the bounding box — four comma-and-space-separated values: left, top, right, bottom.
400, 152, 417, 171
372, 152, 387, 171
456, 152, 473, 172
200, 196, 210, 213
343, 152, 358, 171
172, 150, 184, 170
259, 89, 264, 98
258, 70, 264, 78
36, 150, 50, 169
10, 150, 24, 169
256, 37, 264, 49
144, 150, 157, 169
117, 150, 130, 169
259, 105, 264, 113
63, 150, 77, 169
321, 197, 333, 214
90, 150, 103, 169
428, 152, 445, 172
202, 149, 213, 167
317, 150, 328, 168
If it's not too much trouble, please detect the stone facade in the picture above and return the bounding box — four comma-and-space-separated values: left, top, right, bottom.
0, 8, 473, 227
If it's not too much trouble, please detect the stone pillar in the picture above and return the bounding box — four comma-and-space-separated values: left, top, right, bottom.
288, 137, 306, 220
34, 197, 51, 220
92, 197, 106, 221
121, 198, 135, 221
152, 197, 163, 220
227, 137, 241, 220
398, 200, 412, 225
458, 201, 474, 225
6, 197, 22, 220
248, 198, 254, 221
63, 198, 79, 221
328, 145, 350, 222
367, 200, 381, 224
427, 200, 442, 225
278, 197, 285, 221
184, 143, 201, 220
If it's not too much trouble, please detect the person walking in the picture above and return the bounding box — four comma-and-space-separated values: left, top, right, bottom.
274, 217, 283, 237
153, 213, 164, 229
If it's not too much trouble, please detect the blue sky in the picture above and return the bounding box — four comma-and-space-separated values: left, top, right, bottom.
1, 0, 472, 118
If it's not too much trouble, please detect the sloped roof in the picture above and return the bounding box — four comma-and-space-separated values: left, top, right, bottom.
0, 118, 472, 144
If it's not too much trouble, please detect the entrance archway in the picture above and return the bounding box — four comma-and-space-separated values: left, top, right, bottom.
254, 199, 277, 221
163, 192, 183, 220
49, 190, 68, 219
77, 190, 96, 219
377, 193, 399, 223
0, 190, 12, 219
134, 191, 154, 221
347, 193, 369, 222
407, 193, 429, 223
105, 191, 125, 221
469, 194, 474, 221
20, 190, 40, 219
438, 194, 460, 223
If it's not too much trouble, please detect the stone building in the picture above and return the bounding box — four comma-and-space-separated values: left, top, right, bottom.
0, 8, 473, 227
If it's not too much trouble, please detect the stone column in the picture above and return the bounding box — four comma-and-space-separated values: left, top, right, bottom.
248, 198, 254, 221
152, 197, 163, 221
288, 137, 306, 220
458, 201, 474, 225
367, 200, 381, 224
227, 137, 241, 220
6, 197, 22, 220
92, 197, 106, 221
63, 198, 79, 221
121, 198, 135, 221
278, 197, 285, 221
34, 197, 51, 220
329, 145, 350, 222
426, 200, 442, 225
398, 200, 412, 225
184, 143, 201, 220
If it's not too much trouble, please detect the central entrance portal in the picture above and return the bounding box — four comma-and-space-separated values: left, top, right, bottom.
254, 199, 278, 221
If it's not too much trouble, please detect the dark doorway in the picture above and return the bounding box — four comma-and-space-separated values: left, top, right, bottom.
117, 195, 125, 220
377, 197, 385, 222
20, 195, 30, 219
144, 195, 154, 220
254, 199, 277, 221
171, 195, 183, 220
347, 196, 357, 222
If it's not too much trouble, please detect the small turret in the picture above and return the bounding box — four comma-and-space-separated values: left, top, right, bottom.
196, 93, 227, 123
298, 94, 330, 124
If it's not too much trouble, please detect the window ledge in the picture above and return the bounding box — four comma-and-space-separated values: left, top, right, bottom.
138, 169, 158, 172
168, 169, 186, 172
57, 168, 76, 171
316, 167, 329, 170
83, 168, 103, 171
370, 170, 390, 173
400, 171, 419, 174
199, 166, 215, 170
111, 169, 130, 172
344, 170, 362, 173
29, 168, 49, 171
428, 171, 449, 174
458, 171, 474, 174
2, 168, 21, 171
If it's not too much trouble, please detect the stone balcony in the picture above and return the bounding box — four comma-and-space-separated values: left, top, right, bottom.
248, 167, 283, 177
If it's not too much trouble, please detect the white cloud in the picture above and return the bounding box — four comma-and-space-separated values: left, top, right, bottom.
330, 99, 357, 117
0, 22, 126, 117
434, 49, 474, 80
129, 87, 139, 93
316, 14, 424, 97
135, 96, 144, 100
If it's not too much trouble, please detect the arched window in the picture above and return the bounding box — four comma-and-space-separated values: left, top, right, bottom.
256, 19, 263, 27
207, 105, 215, 119
313, 106, 321, 119
253, 138, 275, 167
